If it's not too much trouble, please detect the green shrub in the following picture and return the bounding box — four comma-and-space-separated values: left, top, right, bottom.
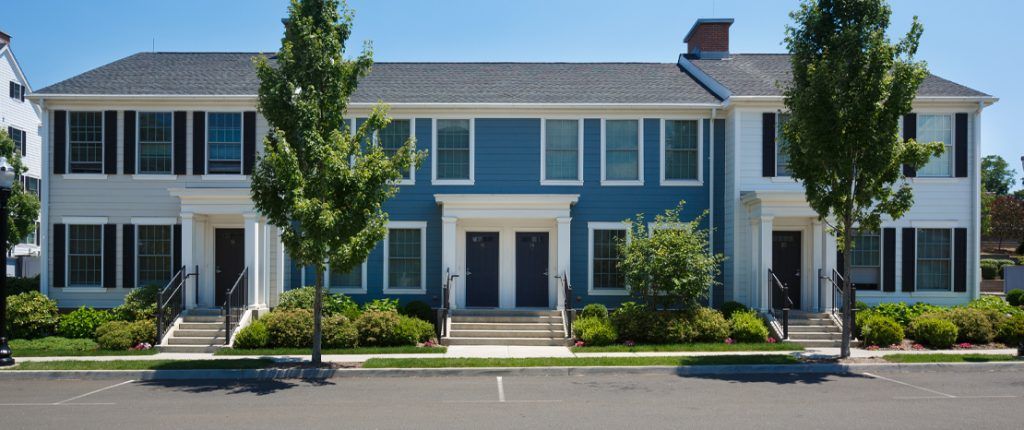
573, 317, 618, 346
5, 291, 59, 339
263, 309, 314, 348
233, 319, 270, 349
355, 310, 403, 346
363, 298, 400, 313
56, 306, 115, 339
908, 316, 958, 348
677, 307, 730, 343
9, 336, 99, 353
981, 259, 1000, 280
95, 320, 156, 350
995, 314, 1024, 345
393, 315, 435, 345
861, 314, 904, 347
277, 287, 360, 320
871, 302, 943, 328
113, 285, 160, 321
966, 295, 1023, 317
400, 300, 434, 323
728, 310, 769, 343
610, 302, 670, 343
855, 301, 870, 311
323, 314, 360, 348
944, 308, 995, 343
579, 303, 609, 320
720, 301, 748, 320
6, 276, 40, 295
1007, 290, 1024, 307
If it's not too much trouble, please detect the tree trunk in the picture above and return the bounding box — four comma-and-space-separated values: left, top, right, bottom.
311, 268, 324, 366
840, 217, 853, 359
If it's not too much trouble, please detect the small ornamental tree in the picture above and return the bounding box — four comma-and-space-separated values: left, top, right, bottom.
0, 130, 40, 251
989, 195, 1024, 250
250, 0, 424, 365
618, 201, 725, 311
981, 155, 1015, 195
783, 0, 943, 357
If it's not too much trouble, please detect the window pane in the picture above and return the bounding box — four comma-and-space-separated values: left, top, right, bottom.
545, 119, 579, 180
436, 119, 470, 180
380, 119, 411, 179
917, 115, 953, 177
388, 228, 422, 289
776, 114, 791, 176
138, 112, 173, 174
68, 225, 102, 286
69, 112, 104, 173
137, 225, 172, 287
329, 264, 362, 289
850, 230, 881, 290
665, 120, 698, 180
605, 120, 639, 180
593, 229, 626, 289
916, 228, 951, 291
208, 113, 242, 174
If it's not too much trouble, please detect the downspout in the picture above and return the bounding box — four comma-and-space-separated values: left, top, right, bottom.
708, 107, 717, 307
38, 99, 48, 298
971, 102, 984, 301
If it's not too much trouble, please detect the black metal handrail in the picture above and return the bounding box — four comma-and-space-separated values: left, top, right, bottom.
826, 268, 857, 337
156, 265, 187, 343
436, 268, 458, 339
223, 267, 248, 345
768, 269, 792, 340
560, 272, 574, 339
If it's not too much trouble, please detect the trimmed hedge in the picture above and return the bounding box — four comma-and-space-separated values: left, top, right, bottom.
56, 306, 115, 339
263, 309, 314, 348
676, 307, 730, 343
908, 317, 958, 348
1008, 290, 1024, 308
996, 314, 1024, 345
573, 317, 617, 346
277, 287, 361, 321
233, 319, 270, 349
579, 303, 609, 321
861, 314, 904, 347
5, 291, 59, 339
720, 301, 748, 320
113, 285, 159, 321
728, 310, 769, 343
355, 310, 403, 346
94, 320, 156, 350
323, 314, 360, 348
610, 302, 670, 343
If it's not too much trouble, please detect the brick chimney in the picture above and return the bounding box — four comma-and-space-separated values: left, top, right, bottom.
0, 30, 10, 47
684, 18, 734, 59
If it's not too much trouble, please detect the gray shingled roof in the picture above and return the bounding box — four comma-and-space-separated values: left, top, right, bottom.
34, 52, 721, 104
687, 54, 991, 98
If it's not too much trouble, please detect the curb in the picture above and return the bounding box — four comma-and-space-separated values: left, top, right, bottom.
1, 361, 1022, 380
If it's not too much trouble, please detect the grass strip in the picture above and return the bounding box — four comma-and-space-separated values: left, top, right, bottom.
571, 342, 803, 353
362, 355, 799, 368
883, 354, 1021, 363
214, 346, 446, 356
5, 359, 275, 371
13, 349, 159, 357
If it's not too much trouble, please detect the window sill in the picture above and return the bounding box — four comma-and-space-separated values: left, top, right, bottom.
541, 179, 584, 186
395, 179, 415, 186
202, 174, 248, 181
588, 288, 630, 296
856, 290, 964, 297
383, 288, 427, 295
660, 179, 704, 187
431, 179, 474, 186
600, 180, 644, 187
133, 174, 178, 181
911, 177, 960, 183
60, 287, 110, 293
770, 176, 798, 183
329, 287, 367, 295
62, 174, 107, 180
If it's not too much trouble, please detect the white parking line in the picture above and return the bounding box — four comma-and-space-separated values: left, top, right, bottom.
862, 373, 955, 398
496, 376, 506, 402
55, 380, 135, 405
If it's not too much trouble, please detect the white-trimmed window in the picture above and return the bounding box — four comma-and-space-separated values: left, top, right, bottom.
68, 111, 104, 174
379, 118, 415, 184
137, 225, 173, 288
327, 262, 367, 293
432, 119, 473, 184
541, 119, 583, 185
850, 229, 880, 290
661, 119, 701, 185
917, 114, 954, 178
23, 176, 39, 197
207, 112, 243, 174
7, 127, 24, 154
775, 113, 791, 177
601, 119, 643, 185
138, 112, 173, 174
588, 222, 628, 294
916, 228, 952, 291
68, 224, 103, 287
384, 221, 427, 292
9, 81, 25, 102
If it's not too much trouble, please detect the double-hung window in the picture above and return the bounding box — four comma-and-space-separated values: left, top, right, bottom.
849, 230, 881, 290
328, 263, 365, 292
384, 222, 426, 292
542, 119, 582, 184
775, 113, 792, 177
916, 114, 953, 177
68, 224, 103, 287
7, 127, 24, 154
662, 119, 700, 184
433, 119, 472, 184
137, 225, 173, 288
23, 176, 39, 197
207, 112, 243, 174
9, 81, 25, 101
602, 119, 642, 184
138, 112, 173, 174
589, 223, 628, 294
379, 119, 414, 183
916, 228, 952, 291
68, 112, 104, 174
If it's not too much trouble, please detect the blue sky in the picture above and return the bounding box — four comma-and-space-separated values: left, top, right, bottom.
3, 0, 1021, 188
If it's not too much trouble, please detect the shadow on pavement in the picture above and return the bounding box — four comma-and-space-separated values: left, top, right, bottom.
136, 378, 336, 396
679, 370, 870, 385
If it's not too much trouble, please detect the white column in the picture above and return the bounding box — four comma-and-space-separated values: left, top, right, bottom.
758, 216, 774, 311
275, 227, 285, 307
181, 213, 196, 308
812, 219, 824, 312
556, 216, 572, 310
244, 213, 261, 309
441, 216, 457, 309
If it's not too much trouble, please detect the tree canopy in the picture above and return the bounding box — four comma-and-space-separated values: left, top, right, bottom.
981, 155, 1016, 195
0, 130, 40, 251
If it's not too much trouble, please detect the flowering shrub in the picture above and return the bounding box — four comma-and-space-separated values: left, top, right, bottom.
865, 345, 880, 351
724, 338, 734, 345
132, 342, 152, 350
767, 337, 777, 344
956, 342, 973, 349
574, 340, 585, 347
912, 343, 925, 350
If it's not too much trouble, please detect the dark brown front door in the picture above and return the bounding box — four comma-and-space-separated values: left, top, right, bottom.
772, 231, 802, 309
215, 228, 245, 306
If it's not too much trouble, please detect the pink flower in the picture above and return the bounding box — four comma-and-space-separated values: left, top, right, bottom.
574, 340, 585, 347
725, 338, 735, 345
957, 342, 973, 349
912, 343, 925, 350
132, 342, 152, 350
623, 340, 636, 347
767, 337, 777, 344
866, 345, 880, 351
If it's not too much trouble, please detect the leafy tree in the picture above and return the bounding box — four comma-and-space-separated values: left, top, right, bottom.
0, 130, 40, 251
250, 0, 424, 365
618, 202, 725, 311
981, 192, 995, 237
782, 0, 942, 357
989, 196, 1024, 250
981, 155, 1015, 195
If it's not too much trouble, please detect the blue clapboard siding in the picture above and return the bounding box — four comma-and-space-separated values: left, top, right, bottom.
286, 117, 715, 309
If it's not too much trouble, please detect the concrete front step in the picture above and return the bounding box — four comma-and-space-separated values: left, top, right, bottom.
451, 316, 563, 324
186, 308, 225, 317
442, 337, 571, 346
181, 315, 227, 323
787, 339, 861, 348
174, 329, 227, 338
787, 331, 842, 340
451, 322, 564, 331
157, 345, 224, 353
449, 329, 565, 339
178, 322, 225, 330
451, 309, 562, 317
168, 336, 227, 345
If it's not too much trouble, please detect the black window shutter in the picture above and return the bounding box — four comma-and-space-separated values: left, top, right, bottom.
122, 224, 135, 289
173, 111, 187, 175
882, 228, 896, 292
104, 224, 117, 288
54, 110, 67, 174
20, 128, 25, 156
243, 111, 256, 175
104, 110, 117, 175
954, 113, 968, 178
953, 227, 967, 292
762, 113, 776, 177
173, 224, 182, 271
836, 249, 845, 277
193, 111, 206, 175
123, 111, 136, 175
52, 224, 66, 288
902, 114, 917, 177
20, 85, 25, 101
902, 228, 916, 292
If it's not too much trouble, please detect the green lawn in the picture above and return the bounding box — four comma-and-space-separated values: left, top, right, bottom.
5, 359, 275, 371
883, 354, 1021, 363
214, 345, 447, 356
571, 342, 803, 353
362, 355, 800, 368
9, 337, 159, 357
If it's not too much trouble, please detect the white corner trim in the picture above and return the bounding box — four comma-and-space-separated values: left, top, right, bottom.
431, 118, 475, 185
383, 221, 428, 293
62, 216, 109, 225
587, 221, 631, 296
130, 217, 179, 225
540, 118, 584, 186
62, 174, 108, 180
600, 118, 645, 186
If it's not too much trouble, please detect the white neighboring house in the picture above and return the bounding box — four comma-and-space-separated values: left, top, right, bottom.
0, 30, 42, 278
